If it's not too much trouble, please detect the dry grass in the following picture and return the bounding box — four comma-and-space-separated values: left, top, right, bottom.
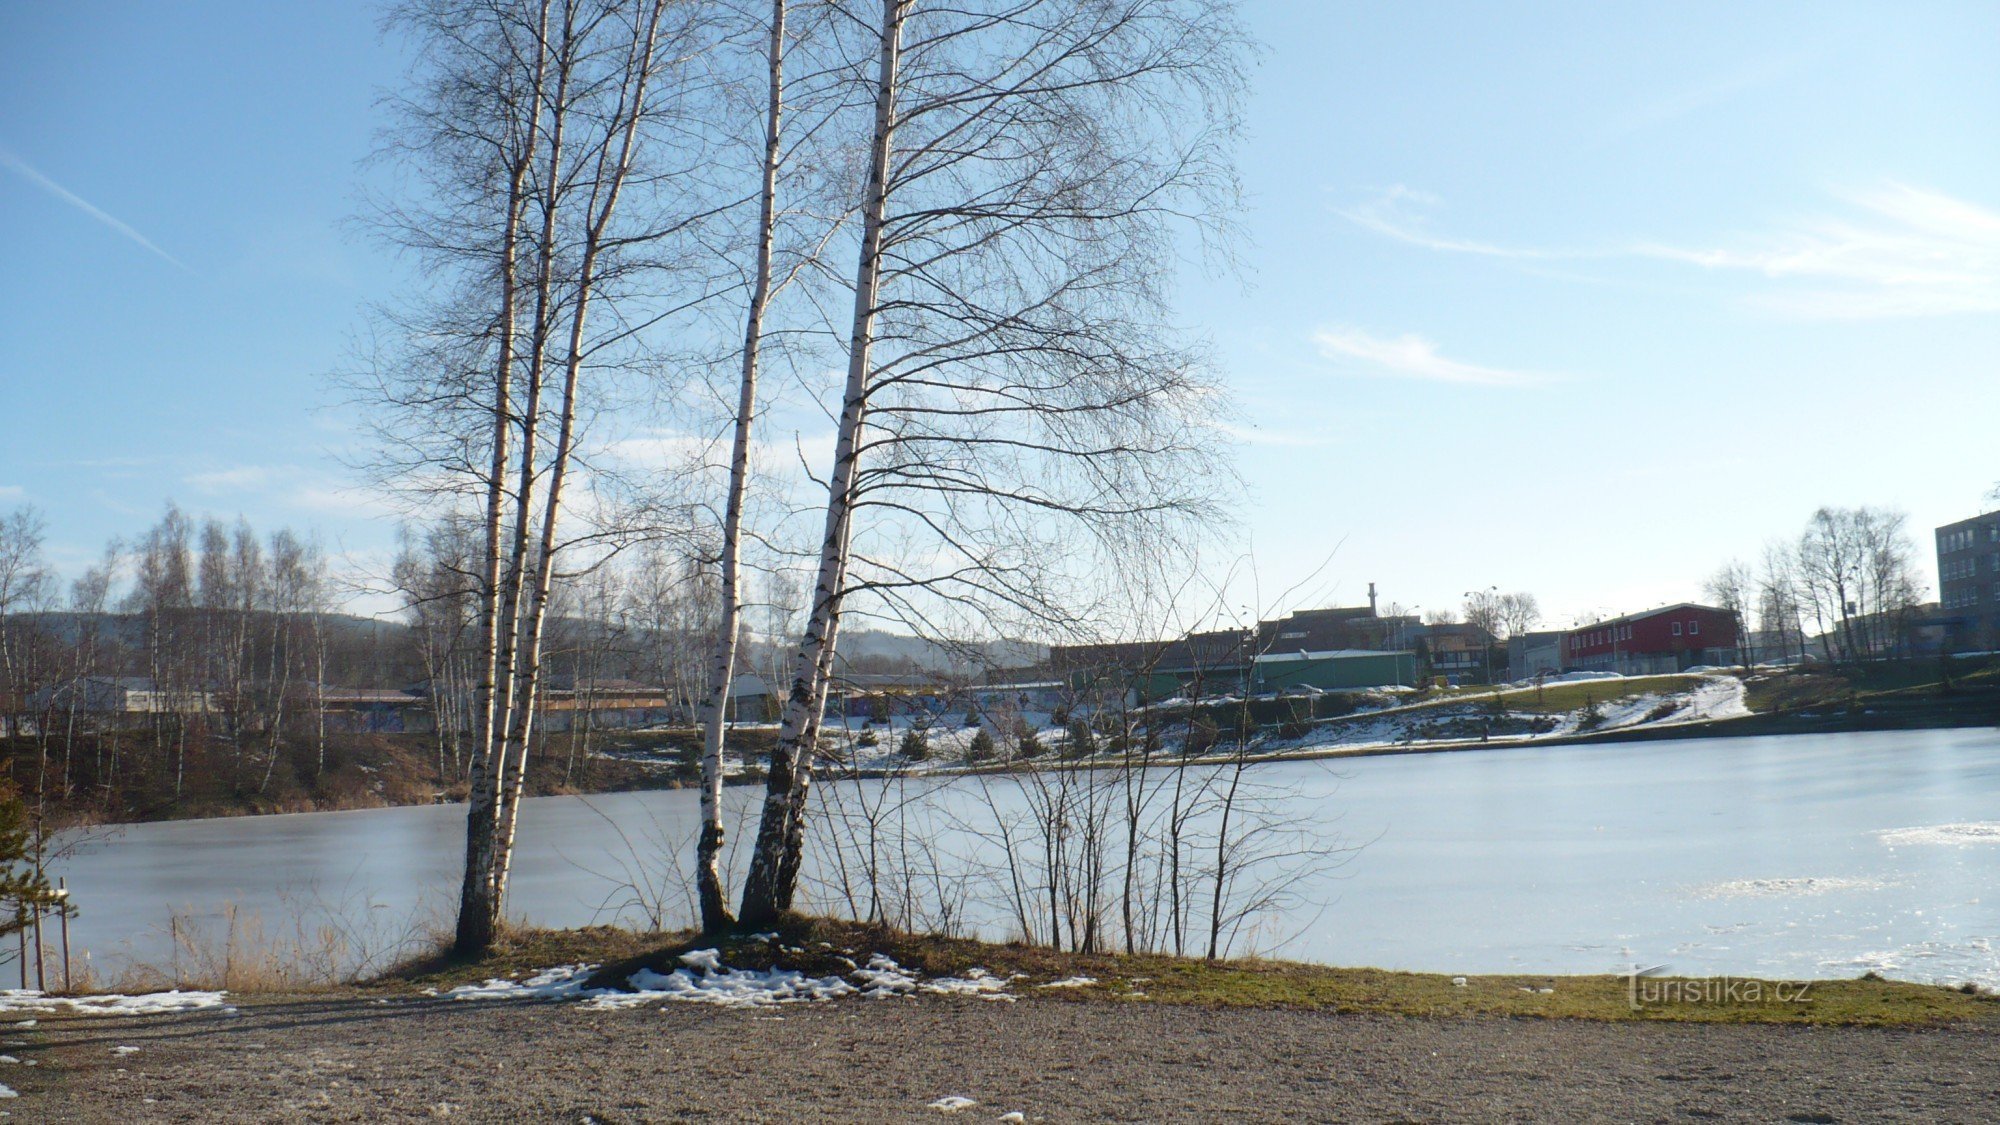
112, 893, 450, 994
384, 918, 1998, 1028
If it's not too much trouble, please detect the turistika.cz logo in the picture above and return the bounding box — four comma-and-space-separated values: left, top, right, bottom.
1624, 963, 1814, 1011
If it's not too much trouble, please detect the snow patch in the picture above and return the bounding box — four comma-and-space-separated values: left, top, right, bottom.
1036, 976, 1097, 989
447, 950, 1021, 1011
678, 949, 725, 974
927, 1095, 978, 1113
845, 955, 1016, 999
599, 963, 857, 1009
443, 964, 599, 1002
852, 953, 922, 998
1879, 823, 2000, 848
0, 990, 226, 1017
1693, 876, 1894, 899
919, 967, 1014, 998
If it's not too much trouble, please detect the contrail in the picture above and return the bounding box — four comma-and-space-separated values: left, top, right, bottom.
0, 145, 190, 271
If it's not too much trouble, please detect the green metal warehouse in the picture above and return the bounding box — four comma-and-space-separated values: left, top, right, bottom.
1250, 649, 1417, 692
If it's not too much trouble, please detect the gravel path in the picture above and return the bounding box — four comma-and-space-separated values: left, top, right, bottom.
24, 992, 2000, 1122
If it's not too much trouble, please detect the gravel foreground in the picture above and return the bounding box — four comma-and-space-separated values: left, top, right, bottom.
24, 993, 2000, 1123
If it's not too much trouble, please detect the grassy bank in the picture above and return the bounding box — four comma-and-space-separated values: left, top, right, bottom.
383, 918, 1995, 1028
1744, 656, 2000, 713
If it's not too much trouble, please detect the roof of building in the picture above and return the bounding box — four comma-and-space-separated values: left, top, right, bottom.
1051, 628, 1252, 674
1936, 510, 2000, 533
1567, 603, 1732, 632
1252, 648, 1405, 665
317, 686, 424, 705
540, 677, 670, 696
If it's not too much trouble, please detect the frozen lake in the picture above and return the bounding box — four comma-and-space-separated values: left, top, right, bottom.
52, 728, 2000, 988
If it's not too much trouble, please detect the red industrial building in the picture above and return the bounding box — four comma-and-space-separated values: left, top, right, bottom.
1562, 603, 1740, 675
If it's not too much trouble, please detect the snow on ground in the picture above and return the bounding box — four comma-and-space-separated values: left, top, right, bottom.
1593, 674, 1749, 730
927, 1095, 979, 1113
599, 963, 858, 1009
442, 949, 1022, 1011
442, 964, 602, 1002
1551, 670, 1625, 683
1036, 976, 1097, 989
1878, 822, 2000, 848
0, 990, 228, 1017
1261, 674, 1750, 756
1691, 876, 1899, 899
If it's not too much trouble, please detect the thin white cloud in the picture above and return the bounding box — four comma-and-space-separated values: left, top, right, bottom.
0, 145, 190, 270
1335, 186, 1556, 260
1341, 183, 2000, 319
0, 486, 23, 500
1312, 327, 1549, 387
1637, 184, 2000, 318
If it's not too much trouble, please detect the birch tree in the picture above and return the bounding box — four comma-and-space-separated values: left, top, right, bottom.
739, 0, 1246, 926
691, 0, 788, 935
1704, 561, 1755, 666
370, 0, 711, 956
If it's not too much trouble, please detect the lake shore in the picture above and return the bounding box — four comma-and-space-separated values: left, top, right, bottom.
32, 990, 2000, 1123
26, 920, 2000, 1122
42, 662, 2000, 828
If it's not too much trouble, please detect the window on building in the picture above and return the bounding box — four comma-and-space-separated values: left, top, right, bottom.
1672, 622, 1683, 636
1689, 621, 1700, 635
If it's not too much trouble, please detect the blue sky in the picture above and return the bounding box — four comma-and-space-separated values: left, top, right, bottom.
4, 1, 1998, 630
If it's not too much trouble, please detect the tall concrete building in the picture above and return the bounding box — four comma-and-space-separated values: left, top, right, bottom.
1935, 511, 2000, 650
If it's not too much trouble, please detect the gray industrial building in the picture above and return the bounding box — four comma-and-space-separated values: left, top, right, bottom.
1935, 510, 2000, 651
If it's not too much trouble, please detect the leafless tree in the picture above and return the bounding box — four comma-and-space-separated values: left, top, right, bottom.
691, 0, 795, 938
0, 509, 52, 735
368, 0, 719, 956
739, 0, 1248, 928
1703, 561, 1755, 666
1757, 541, 1804, 664
1796, 506, 1925, 662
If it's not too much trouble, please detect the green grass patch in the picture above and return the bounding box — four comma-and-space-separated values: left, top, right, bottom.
1384, 675, 1703, 719
379, 918, 1994, 1027
1484, 675, 1703, 715
1742, 658, 2000, 715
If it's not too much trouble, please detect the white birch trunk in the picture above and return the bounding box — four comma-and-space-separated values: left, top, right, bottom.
491, 0, 667, 907
692, 0, 787, 935
739, 0, 903, 927
454, 1, 549, 959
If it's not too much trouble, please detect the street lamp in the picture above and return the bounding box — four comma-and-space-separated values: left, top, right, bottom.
1394, 605, 1419, 687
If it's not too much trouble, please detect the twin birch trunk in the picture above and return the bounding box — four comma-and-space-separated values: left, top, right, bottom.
738, 0, 904, 928
454, 0, 665, 958
692, 0, 788, 935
